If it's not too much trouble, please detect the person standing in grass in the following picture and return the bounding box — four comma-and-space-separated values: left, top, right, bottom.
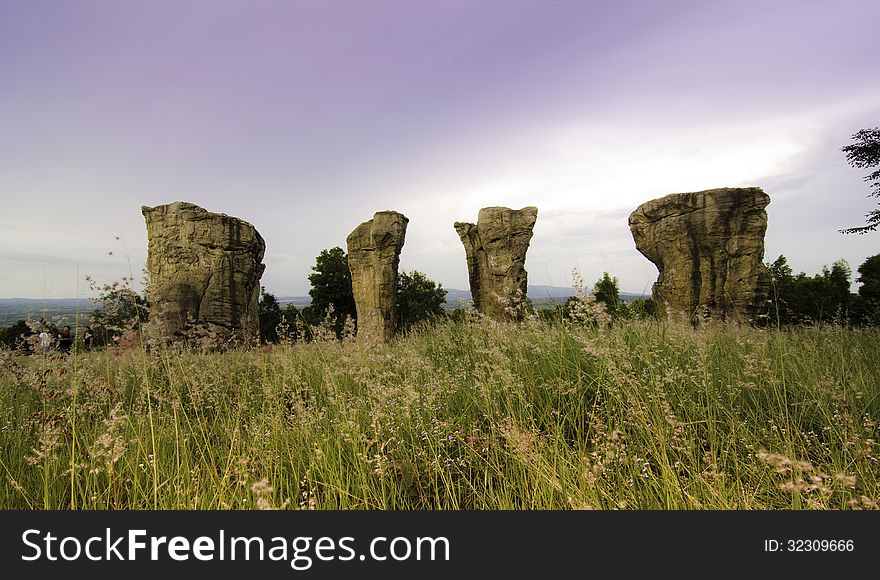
38, 326, 52, 354
58, 325, 73, 354
83, 325, 95, 351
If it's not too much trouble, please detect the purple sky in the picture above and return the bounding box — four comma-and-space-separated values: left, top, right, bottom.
2, 0, 878, 299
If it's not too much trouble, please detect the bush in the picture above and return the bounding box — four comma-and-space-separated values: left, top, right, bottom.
397, 270, 448, 332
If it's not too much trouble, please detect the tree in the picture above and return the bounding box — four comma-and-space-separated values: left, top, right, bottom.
854, 254, 880, 324
90, 286, 148, 345
764, 255, 855, 324
592, 272, 622, 317
795, 262, 852, 323
258, 288, 302, 343
0, 320, 31, 351
258, 287, 282, 343
767, 255, 797, 325
397, 270, 448, 332
303, 247, 356, 337
840, 127, 880, 234
857, 254, 880, 300
628, 298, 657, 319
280, 303, 302, 340
823, 259, 853, 308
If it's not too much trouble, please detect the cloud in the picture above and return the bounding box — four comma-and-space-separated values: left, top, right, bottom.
0, 251, 108, 268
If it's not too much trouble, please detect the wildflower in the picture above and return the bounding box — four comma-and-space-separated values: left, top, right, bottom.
88, 401, 128, 507
26, 424, 63, 466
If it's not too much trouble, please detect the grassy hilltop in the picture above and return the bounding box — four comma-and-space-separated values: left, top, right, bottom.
1, 316, 878, 510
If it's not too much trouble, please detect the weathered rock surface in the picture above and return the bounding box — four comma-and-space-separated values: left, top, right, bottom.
454, 206, 538, 320
142, 201, 266, 346
628, 187, 770, 322
346, 211, 408, 342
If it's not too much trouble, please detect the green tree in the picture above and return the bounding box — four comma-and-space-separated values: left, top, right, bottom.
765, 255, 855, 324
280, 303, 302, 341
258, 287, 282, 343
397, 270, 448, 332
823, 259, 853, 308
767, 255, 797, 325
857, 254, 880, 300
854, 254, 880, 324
795, 260, 852, 323
303, 247, 356, 337
258, 288, 302, 343
627, 298, 657, 319
840, 127, 880, 234
0, 320, 31, 351
592, 272, 622, 317
90, 287, 148, 345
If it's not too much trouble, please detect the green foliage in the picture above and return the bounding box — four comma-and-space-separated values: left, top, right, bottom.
90, 286, 148, 345
627, 298, 657, 319
281, 304, 302, 340
258, 288, 302, 343
536, 305, 563, 323
258, 287, 282, 343
854, 254, 880, 324
840, 127, 880, 234
559, 295, 608, 326
303, 247, 356, 338
397, 270, 448, 332
857, 254, 880, 300
766, 255, 856, 325
556, 272, 655, 324
0, 320, 31, 351
593, 272, 622, 317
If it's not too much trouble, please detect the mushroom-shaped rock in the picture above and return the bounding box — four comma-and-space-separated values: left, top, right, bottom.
628, 187, 770, 323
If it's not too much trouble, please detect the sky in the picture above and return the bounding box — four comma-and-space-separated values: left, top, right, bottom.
1, 0, 878, 299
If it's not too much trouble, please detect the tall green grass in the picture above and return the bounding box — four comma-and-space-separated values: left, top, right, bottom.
1, 317, 878, 509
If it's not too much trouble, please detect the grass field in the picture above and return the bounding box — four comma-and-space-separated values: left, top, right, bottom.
1, 316, 878, 510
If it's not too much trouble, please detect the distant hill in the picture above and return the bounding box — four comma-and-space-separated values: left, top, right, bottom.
0, 298, 99, 327
443, 285, 575, 307
445, 285, 647, 307
278, 285, 648, 311
276, 296, 313, 307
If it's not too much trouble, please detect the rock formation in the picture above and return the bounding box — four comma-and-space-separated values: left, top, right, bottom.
454, 206, 538, 320
628, 187, 770, 322
346, 211, 408, 343
142, 201, 266, 346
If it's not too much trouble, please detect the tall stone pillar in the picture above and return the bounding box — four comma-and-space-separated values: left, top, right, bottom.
454, 206, 538, 320
142, 201, 266, 346
346, 211, 408, 342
